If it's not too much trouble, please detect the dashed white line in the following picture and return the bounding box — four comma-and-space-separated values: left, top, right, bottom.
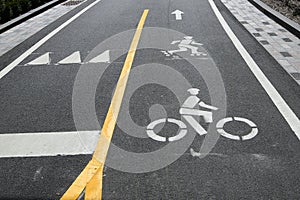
25, 52, 51, 65
58, 51, 81, 64
0, 0, 102, 79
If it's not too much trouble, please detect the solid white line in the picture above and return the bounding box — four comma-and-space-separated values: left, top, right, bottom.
0, 131, 99, 157
208, 0, 300, 139
0, 0, 102, 80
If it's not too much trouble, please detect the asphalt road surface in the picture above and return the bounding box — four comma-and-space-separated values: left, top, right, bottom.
0, 0, 300, 199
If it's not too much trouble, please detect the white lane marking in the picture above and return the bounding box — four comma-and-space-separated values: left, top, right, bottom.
146, 130, 167, 142
242, 128, 258, 140
0, 0, 102, 79
217, 128, 240, 140
234, 117, 256, 127
0, 131, 100, 157
166, 36, 204, 57
146, 118, 188, 142
208, 0, 300, 140
216, 117, 233, 129
168, 118, 187, 129
216, 117, 258, 141
199, 101, 218, 110
168, 129, 187, 142
58, 51, 81, 64
171, 9, 184, 20
146, 118, 167, 142
88, 50, 110, 63
182, 115, 207, 135
25, 52, 51, 65
147, 118, 166, 129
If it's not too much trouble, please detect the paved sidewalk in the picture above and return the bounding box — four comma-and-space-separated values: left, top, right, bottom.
0, 0, 86, 57
221, 0, 300, 85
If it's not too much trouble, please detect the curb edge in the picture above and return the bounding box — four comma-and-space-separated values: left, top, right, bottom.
248, 0, 300, 38
0, 0, 66, 34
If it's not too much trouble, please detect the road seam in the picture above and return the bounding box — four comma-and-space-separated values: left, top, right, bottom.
60, 9, 149, 200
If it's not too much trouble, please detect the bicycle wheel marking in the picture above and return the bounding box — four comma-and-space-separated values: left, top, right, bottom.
146, 118, 187, 142
147, 116, 258, 142
216, 117, 258, 141
147, 118, 167, 142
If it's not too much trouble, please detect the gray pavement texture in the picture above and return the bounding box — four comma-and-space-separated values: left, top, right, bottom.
222, 0, 300, 85
0, 0, 299, 199
0, 0, 85, 57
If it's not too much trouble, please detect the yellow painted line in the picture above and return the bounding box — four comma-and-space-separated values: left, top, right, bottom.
61, 9, 149, 200
61, 159, 102, 200
84, 165, 103, 199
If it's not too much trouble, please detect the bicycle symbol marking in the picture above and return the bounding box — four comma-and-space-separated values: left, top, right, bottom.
146, 88, 258, 142
216, 117, 258, 141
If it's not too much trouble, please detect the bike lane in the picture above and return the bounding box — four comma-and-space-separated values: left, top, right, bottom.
97, 0, 300, 199
0, 0, 299, 199
0, 0, 154, 199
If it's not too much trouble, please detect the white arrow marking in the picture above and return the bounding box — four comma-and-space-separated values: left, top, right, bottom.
171, 9, 184, 20
25, 52, 50, 65
88, 50, 110, 63
58, 51, 81, 64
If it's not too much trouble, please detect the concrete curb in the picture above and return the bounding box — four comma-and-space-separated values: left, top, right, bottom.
248, 0, 300, 38
0, 0, 66, 34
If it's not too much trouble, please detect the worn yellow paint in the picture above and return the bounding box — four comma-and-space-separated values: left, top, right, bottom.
61, 9, 149, 200
84, 166, 104, 200
60, 159, 102, 200
93, 9, 149, 162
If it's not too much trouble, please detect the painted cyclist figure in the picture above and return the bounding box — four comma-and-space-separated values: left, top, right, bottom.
146, 88, 258, 143
179, 88, 218, 135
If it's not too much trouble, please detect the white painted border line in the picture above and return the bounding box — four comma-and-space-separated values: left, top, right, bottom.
0, 0, 102, 80
208, 0, 300, 139
0, 131, 99, 157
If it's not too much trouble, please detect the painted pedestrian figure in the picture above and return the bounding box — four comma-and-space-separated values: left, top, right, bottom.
163, 36, 206, 56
